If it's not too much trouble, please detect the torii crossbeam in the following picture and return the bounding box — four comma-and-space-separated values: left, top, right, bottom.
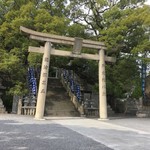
20, 26, 116, 120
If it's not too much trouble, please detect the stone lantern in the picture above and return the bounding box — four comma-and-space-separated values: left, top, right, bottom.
31, 95, 36, 106
23, 96, 29, 106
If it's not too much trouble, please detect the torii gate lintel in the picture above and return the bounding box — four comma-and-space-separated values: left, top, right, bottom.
20, 26, 116, 120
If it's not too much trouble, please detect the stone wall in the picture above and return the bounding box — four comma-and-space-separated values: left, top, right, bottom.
145, 75, 150, 102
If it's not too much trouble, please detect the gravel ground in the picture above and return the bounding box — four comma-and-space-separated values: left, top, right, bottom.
0, 114, 112, 150
1, 114, 150, 150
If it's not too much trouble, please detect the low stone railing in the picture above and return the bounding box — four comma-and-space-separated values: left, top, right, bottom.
68, 90, 85, 116
61, 73, 85, 116
22, 106, 36, 115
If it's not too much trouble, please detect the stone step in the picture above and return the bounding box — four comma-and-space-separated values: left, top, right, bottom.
45, 100, 79, 114
45, 110, 79, 117
44, 78, 80, 117
46, 104, 77, 110
48, 78, 63, 87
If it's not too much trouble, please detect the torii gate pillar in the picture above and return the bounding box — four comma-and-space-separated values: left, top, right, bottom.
35, 42, 51, 120
99, 49, 107, 119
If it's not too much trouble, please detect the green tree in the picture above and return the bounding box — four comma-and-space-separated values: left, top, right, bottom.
101, 5, 150, 104
0, 0, 71, 110
0, 0, 149, 112
68, 0, 149, 102
68, 0, 146, 38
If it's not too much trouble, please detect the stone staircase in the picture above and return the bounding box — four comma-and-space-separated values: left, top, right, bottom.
44, 78, 80, 117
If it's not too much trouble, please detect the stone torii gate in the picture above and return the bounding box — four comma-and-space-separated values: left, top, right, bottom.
20, 26, 116, 120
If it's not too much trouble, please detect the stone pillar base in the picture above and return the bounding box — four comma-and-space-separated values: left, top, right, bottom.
98, 118, 109, 121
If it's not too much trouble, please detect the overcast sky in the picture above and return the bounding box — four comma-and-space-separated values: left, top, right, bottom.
145, 0, 150, 4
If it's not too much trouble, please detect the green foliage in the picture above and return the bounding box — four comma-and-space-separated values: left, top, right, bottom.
9, 81, 28, 96
67, 24, 89, 38
67, 1, 148, 101
0, 49, 20, 72
0, 0, 70, 99
106, 56, 141, 98
71, 59, 98, 84
40, 0, 69, 17
28, 53, 42, 67
101, 5, 150, 53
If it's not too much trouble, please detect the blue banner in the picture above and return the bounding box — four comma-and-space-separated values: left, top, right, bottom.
141, 63, 147, 99
76, 85, 81, 100
70, 79, 75, 92
28, 67, 37, 95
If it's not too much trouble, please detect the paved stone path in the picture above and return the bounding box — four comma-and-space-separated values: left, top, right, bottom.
0, 114, 150, 150
0, 114, 111, 150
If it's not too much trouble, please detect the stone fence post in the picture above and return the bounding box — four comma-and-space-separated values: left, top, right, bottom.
17, 97, 22, 115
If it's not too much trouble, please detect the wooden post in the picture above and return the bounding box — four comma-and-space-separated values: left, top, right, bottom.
35, 42, 51, 120
99, 49, 108, 119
